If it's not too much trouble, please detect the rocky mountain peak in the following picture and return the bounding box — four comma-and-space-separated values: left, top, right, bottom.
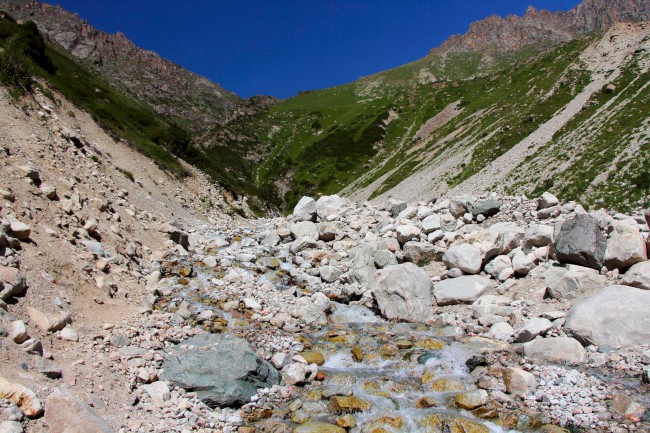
433, 0, 650, 55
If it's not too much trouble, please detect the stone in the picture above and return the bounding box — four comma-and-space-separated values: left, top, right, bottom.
7, 219, 30, 241
45, 387, 113, 433
466, 222, 524, 261
328, 396, 370, 413
512, 248, 535, 275
320, 266, 342, 283
471, 199, 500, 217
503, 367, 537, 396
141, 381, 171, 406
487, 322, 515, 341
40, 183, 57, 200
34, 358, 62, 379
293, 422, 346, 433
388, 199, 407, 217
347, 243, 378, 287
371, 263, 434, 322
523, 224, 554, 250
293, 196, 317, 222
9, 321, 28, 344
621, 260, 650, 290
514, 317, 553, 343
455, 389, 488, 410
421, 214, 441, 234
564, 285, 650, 348
0, 422, 23, 433
318, 222, 340, 241
443, 244, 482, 274
0, 377, 43, 418
449, 198, 470, 218
373, 249, 397, 269
0, 266, 26, 301
261, 231, 281, 246
403, 241, 438, 265
82, 241, 106, 257
420, 414, 488, 433
395, 224, 421, 244
554, 214, 606, 270
315, 195, 345, 220
301, 351, 325, 366
544, 265, 607, 300
430, 378, 465, 392
537, 192, 559, 210
59, 326, 79, 342
523, 337, 587, 364
27, 307, 71, 332
161, 333, 279, 408
290, 237, 318, 254
434, 275, 491, 306
18, 164, 39, 181
611, 393, 645, 420
603, 222, 647, 270
484, 255, 511, 279
290, 221, 318, 240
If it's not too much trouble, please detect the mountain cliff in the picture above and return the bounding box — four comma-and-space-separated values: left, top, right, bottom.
0, 0, 244, 131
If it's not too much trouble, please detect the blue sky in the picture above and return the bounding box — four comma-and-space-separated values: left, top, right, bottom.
52, 1, 583, 99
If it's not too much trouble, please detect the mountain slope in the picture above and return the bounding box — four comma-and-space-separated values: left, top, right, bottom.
1, 0, 242, 131
217, 0, 649, 212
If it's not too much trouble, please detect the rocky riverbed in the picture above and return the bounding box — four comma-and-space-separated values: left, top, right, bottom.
27, 191, 645, 433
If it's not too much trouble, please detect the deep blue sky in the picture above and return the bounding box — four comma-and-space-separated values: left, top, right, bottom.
52, 1, 583, 99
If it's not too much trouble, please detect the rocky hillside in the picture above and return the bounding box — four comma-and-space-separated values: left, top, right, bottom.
0, 0, 243, 131
213, 0, 649, 214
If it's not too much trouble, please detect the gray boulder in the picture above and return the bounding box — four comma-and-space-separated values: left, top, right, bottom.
290, 221, 318, 240
320, 266, 342, 283
543, 264, 607, 300
621, 260, 650, 290
403, 241, 439, 265
443, 244, 482, 274
395, 224, 421, 244
523, 224, 554, 250
421, 214, 441, 234
564, 285, 650, 348
348, 243, 378, 288
514, 317, 553, 343
293, 196, 317, 222
554, 214, 606, 270
374, 250, 398, 269
0, 266, 26, 301
471, 199, 500, 217
434, 275, 491, 306
537, 192, 559, 210
162, 334, 279, 408
388, 199, 407, 217
523, 337, 586, 364
371, 263, 434, 322
603, 222, 647, 270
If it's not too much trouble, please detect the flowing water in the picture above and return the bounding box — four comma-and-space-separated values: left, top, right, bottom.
162, 232, 533, 433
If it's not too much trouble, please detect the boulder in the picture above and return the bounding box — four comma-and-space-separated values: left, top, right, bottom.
603, 222, 647, 270
289, 221, 318, 240
7, 218, 30, 241
537, 192, 559, 210
0, 266, 26, 301
443, 244, 482, 274
371, 263, 434, 322
373, 250, 397, 269
514, 317, 553, 343
466, 222, 523, 262
544, 265, 607, 300
347, 243, 378, 288
161, 333, 279, 408
0, 377, 42, 418
141, 381, 171, 406
44, 388, 112, 433
395, 224, 421, 244
294, 422, 346, 433
290, 237, 318, 254
523, 337, 587, 364
484, 255, 512, 279
434, 275, 491, 306
471, 199, 500, 217
487, 322, 515, 341
421, 214, 441, 234
320, 266, 342, 283
318, 222, 340, 241
564, 285, 650, 348
503, 367, 537, 396
621, 260, 650, 290
0, 421, 23, 433
403, 241, 439, 265
554, 214, 606, 270
26, 307, 71, 332
315, 195, 345, 220
293, 196, 317, 222
388, 199, 407, 217
523, 224, 554, 250
512, 248, 535, 275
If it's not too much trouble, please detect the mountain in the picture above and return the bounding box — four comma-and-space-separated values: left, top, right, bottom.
0, 0, 245, 131
213, 0, 650, 212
